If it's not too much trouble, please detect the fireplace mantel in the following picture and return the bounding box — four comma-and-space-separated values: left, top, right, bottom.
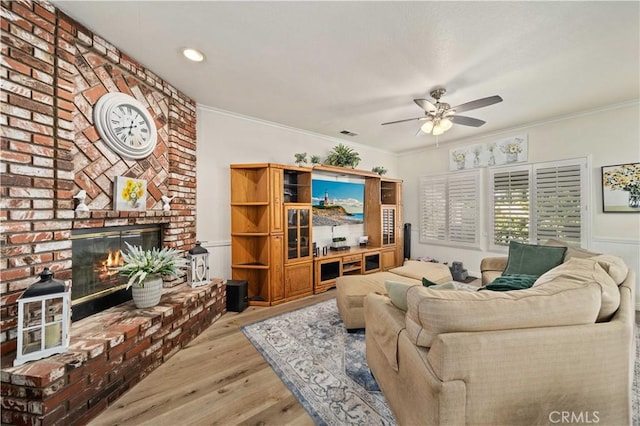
1, 281, 226, 425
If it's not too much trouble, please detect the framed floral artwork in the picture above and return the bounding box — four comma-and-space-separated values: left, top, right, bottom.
114, 176, 147, 211
601, 163, 640, 213
449, 135, 528, 171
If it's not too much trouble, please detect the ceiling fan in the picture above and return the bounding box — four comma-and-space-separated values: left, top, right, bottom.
381, 88, 503, 136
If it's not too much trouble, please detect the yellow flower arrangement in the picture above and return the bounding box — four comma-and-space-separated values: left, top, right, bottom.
500, 141, 523, 154
452, 151, 466, 163
121, 178, 145, 207
603, 164, 640, 194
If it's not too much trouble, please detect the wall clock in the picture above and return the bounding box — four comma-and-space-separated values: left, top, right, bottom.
93, 92, 158, 160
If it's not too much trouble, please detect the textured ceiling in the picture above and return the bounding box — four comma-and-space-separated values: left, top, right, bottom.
54, 1, 640, 153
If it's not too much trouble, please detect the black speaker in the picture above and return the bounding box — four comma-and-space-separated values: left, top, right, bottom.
226, 280, 248, 312
403, 223, 411, 260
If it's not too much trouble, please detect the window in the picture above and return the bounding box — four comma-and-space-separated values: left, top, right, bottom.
489, 158, 587, 250
420, 170, 480, 247
490, 167, 531, 246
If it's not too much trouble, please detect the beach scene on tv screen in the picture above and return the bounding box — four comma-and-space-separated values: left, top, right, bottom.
312, 179, 364, 226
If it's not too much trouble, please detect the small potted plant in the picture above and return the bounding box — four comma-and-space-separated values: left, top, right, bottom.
325, 143, 361, 169
310, 155, 322, 166
372, 166, 387, 176
294, 152, 308, 167
119, 242, 188, 308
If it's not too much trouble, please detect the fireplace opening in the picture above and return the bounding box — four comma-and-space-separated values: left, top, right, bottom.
71, 225, 162, 321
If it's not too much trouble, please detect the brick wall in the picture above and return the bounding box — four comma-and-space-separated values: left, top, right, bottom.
0, 1, 229, 424
1, 0, 198, 358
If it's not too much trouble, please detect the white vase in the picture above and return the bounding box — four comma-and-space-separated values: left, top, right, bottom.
131, 275, 163, 308
629, 190, 640, 208
506, 153, 518, 163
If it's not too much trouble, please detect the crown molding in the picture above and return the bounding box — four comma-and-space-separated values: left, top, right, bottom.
196, 103, 398, 157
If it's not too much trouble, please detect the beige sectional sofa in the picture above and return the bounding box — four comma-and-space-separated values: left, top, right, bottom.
364, 247, 636, 425
336, 260, 454, 330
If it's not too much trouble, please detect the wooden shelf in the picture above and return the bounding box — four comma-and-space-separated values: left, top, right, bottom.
231, 202, 269, 206
231, 263, 269, 269
313, 164, 380, 178
231, 163, 403, 305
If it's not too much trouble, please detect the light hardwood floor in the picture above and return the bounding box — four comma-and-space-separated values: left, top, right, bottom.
89, 290, 337, 426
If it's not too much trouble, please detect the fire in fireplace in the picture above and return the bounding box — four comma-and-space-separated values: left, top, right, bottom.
71, 225, 162, 321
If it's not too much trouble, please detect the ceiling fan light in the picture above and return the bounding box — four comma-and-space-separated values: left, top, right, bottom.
432, 125, 445, 136
420, 121, 434, 134
440, 118, 453, 131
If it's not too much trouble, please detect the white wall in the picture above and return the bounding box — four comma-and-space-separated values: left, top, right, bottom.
195, 106, 399, 278
398, 101, 640, 306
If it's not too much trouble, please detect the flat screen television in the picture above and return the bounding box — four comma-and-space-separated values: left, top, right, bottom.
312, 178, 364, 226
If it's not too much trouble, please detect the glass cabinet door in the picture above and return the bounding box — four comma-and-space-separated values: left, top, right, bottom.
382, 206, 396, 245
286, 206, 312, 262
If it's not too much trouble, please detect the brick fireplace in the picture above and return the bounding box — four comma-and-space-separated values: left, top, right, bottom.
1, 2, 226, 424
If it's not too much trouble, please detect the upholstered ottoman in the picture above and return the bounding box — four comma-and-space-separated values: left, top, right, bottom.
336, 261, 453, 330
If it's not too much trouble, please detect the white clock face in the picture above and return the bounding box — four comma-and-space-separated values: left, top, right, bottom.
94, 93, 158, 160
110, 104, 151, 148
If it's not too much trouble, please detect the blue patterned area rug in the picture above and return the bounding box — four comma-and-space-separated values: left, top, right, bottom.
241, 299, 395, 425
243, 299, 640, 425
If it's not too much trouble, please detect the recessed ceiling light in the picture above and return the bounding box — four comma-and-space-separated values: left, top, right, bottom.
182, 48, 205, 62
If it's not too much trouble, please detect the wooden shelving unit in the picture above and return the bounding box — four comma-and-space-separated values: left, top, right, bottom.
313, 247, 382, 293
230, 164, 313, 306
231, 163, 403, 304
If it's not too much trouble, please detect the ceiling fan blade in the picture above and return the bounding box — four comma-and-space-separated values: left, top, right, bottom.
451, 95, 503, 114
381, 116, 425, 126
414, 99, 436, 112
450, 115, 486, 127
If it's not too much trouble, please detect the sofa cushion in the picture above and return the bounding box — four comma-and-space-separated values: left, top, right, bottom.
533, 257, 621, 321
405, 279, 601, 348
482, 274, 538, 291
544, 238, 600, 260
337, 272, 419, 310
389, 261, 452, 282
502, 241, 566, 276
364, 293, 406, 372
591, 254, 628, 285
387, 280, 457, 311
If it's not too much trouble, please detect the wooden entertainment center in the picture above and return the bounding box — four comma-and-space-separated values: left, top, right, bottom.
230, 163, 403, 306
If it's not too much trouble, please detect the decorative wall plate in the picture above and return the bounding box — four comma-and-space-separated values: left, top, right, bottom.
93, 92, 158, 159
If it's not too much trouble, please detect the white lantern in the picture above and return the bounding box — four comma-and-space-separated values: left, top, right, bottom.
14, 268, 70, 366
187, 241, 210, 287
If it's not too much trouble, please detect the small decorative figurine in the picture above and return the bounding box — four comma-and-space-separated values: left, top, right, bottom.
161, 195, 174, 211
74, 190, 89, 211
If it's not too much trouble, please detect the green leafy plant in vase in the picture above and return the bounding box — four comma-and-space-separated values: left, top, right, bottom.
310, 155, 322, 166
119, 242, 188, 308
294, 152, 308, 167
324, 143, 361, 169
372, 166, 387, 176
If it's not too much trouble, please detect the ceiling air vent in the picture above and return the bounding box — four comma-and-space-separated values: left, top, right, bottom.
339, 129, 358, 137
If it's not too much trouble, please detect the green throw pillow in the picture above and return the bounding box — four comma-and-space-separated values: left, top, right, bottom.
482, 274, 538, 291
502, 241, 566, 277
385, 280, 413, 311
422, 277, 439, 287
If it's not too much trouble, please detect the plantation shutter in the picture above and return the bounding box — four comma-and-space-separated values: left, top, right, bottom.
491, 167, 530, 247
419, 176, 446, 242
448, 173, 479, 245
534, 160, 585, 244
